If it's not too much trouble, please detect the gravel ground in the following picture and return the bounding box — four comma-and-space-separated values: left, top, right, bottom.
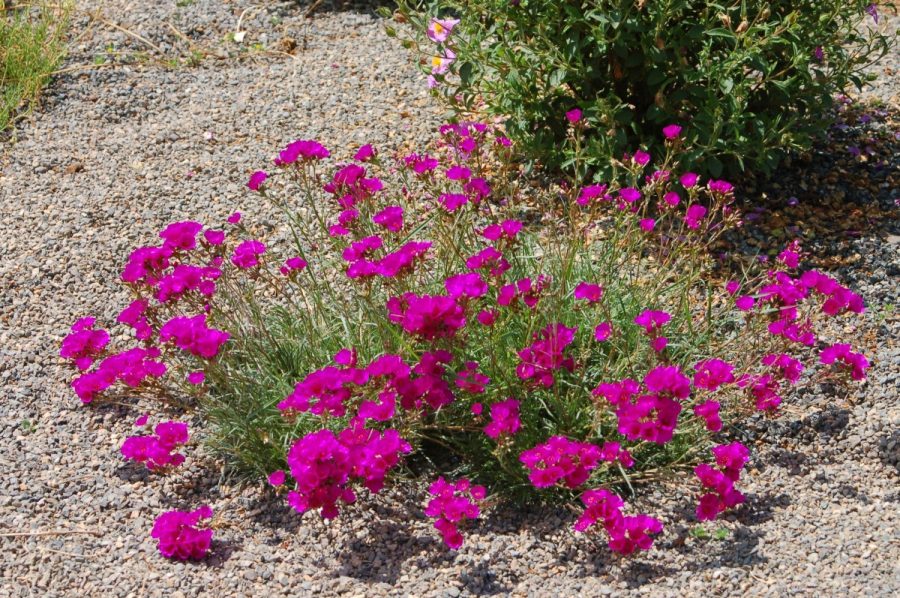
1, 2, 898, 597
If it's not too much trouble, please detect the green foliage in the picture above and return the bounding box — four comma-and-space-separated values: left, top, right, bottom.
393, 0, 895, 178
0, 1, 70, 132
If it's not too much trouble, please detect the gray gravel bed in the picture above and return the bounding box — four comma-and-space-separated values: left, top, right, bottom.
1, 2, 898, 597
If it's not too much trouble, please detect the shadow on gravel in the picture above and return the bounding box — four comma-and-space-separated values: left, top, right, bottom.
334, 518, 448, 585
877, 429, 900, 473
202, 538, 242, 568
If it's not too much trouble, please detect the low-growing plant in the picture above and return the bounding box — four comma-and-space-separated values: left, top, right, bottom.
1, 1, 71, 132
61, 120, 870, 557
389, 0, 895, 178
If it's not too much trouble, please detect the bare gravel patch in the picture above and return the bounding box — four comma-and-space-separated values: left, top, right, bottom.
1, 2, 898, 597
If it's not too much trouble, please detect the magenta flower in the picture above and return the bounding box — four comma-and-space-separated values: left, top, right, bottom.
456, 361, 490, 394
662, 124, 682, 140
60, 317, 109, 370
592, 378, 640, 406
187, 371, 205, 385
231, 239, 266, 268
134, 413, 149, 427
247, 170, 268, 191
679, 172, 699, 188
684, 204, 707, 229
159, 314, 230, 359
573, 488, 663, 555
735, 295, 755, 311
484, 398, 521, 439
466, 246, 510, 277
820, 343, 870, 380
577, 184, 609, 206
565, 108, 582, 124
204, 229, 225, 245
619, 187, 641, 203
151, 506, 213, 560
121, 421, 189, 471
426, 17, 460, 43
268, 470, 286, 487
159, 221, 203, 251
693, 359, 735, 391
632, 150, 651, 167
280, 256, 308, 276
725, 280, 740, 295
446, 165, 472, 181
593, 322, 612, 341
866, 3, 879, 23
482, 219, 522, 242
708, 179, 734, 195
574, 282, 603, 304
445, 272, 488, 300
275, 139, 330, 166
634, 310, 671, 334
762, 353, 804, 383
438, 193, 468, 212
372, 205, 404, 232
424, 477, 485, 550
663, 191, 680, 207
520, 436, 601, 489
477, 309, 498, 326
354, 144, 376, 162
693, 400, 722, 432
639, 218, 655, 231
386, 293, 466, 340
516, 323, 577, 388
227, 211, 241, 224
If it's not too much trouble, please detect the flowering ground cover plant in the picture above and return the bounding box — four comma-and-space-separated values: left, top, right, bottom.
389, 1, 895, 178
61, 120, 869, 557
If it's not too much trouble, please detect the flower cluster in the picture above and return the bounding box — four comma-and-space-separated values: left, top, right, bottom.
121, 421, 190, 471
284, 425, 411, 519
516, 323, 577, 387
151, 506, 214, 560
695, 442, 750, 521
573, 488, 664, 555
424, 477, 485, 549
519, 436, 603, 488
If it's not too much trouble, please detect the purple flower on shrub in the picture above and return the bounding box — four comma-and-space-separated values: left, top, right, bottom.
619, 187, 641, 203
684, 204, 707, 229
593, 322, 612, 341
426, 18, 460, 43
866, 3, 879, 24
679, 172, 699, 188
354, 144, 376, 162
247, 170, 267, 191
231, 240, 266, 268
151, 506, 213, 561
566, 108, 582, 124
631, 150, 651, 167
268, 470, 286, 486
159, 221, 203, 251
484, 399, 521, 439
662, 124, 682, 140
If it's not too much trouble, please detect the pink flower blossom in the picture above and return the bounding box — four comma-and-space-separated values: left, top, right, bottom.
424, 477, 485, 550
60, 317, 109, 370
280, 256, 308, 276
820, 343, 869, 380
372, 205, 404, 232
151, 507, 213, 560
445, 272, 488, 300
268, 470, 286, 486
227, 211, 241, 224
593, 322, 612, 341
159, 314, 230, 359
684, 204, 707, 229
275, 139, 330, 166
482, 219, 522, 242
121, 421, 189, 470
708, 179, 734, 195
431, 49, 456, 74
639, 218, 656, 231
456, 361, 490, 394
386, 293, 466, 340
577, 184, 609, 206
693, 400, 722, 432
725, 280, 740, 295
466, 246, 510, 277
520, 436, 602, 488
634, 310, 671, 334
446, 165, 472, 181
426, 18, 460, 43
231, 240, 266, 268
662, 124, 683, 140
619, 187, 641, 203
477, 309, 498, 326
566, 108, 582, 124
516, 323, 577, 388
484, 399, 521, 439
247, 170, 268, 191
735, 295, 755, 311
663, 191, 680, 206
632, 150, 651, 167
354, 144, 376, 162
679, 172, 699, 188
693, 359, 735, 391
574, 282, 603, 304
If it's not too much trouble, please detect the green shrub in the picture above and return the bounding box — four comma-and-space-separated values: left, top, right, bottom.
390, 0, 895, 178
0, 1, 71, 133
